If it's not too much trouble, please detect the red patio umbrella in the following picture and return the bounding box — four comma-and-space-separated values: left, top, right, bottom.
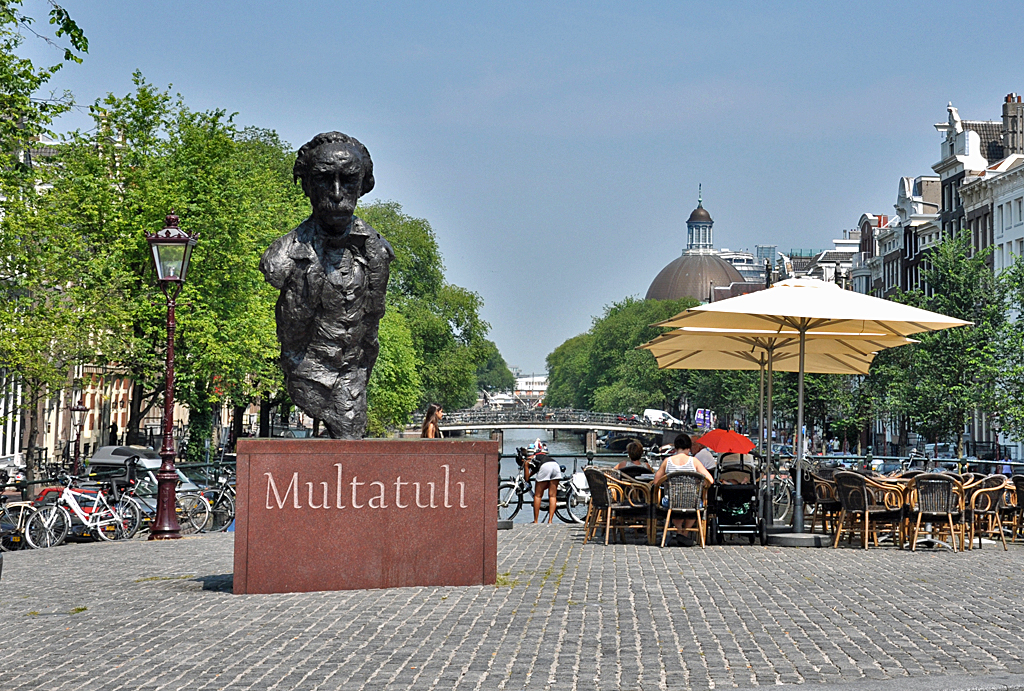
695, 429, 755, 455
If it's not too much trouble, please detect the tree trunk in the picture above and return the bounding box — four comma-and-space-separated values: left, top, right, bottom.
258, 398, 271, 438
126, 380, 162, 446
185, 403, 213, 465
231, 404, 245, 451
23, 384, 43, 499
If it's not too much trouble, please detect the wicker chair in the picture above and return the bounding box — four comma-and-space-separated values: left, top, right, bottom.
964, 475, 1008, 551
832, 471, 904, 549
582, 468, 611, 545
905, 473, 961, 551
808, 473, 841, 535
814, 465, 840, 481
1012, 475, 1024, 544
657, 471, 707, 548
582, 468, 650, 545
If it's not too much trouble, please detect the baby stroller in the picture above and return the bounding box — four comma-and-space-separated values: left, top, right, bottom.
707, 453, 767, 545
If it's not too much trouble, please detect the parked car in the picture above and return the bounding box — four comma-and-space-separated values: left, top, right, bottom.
85, 446, 200, 493
279, 427, 314, 438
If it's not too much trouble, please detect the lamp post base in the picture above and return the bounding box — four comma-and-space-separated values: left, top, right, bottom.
148, 469, 183, 540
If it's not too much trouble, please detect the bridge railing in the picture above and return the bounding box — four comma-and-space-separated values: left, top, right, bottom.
428, 408, 669, 429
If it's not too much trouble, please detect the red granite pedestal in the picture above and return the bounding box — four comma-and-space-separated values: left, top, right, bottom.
233, 439, 499, 594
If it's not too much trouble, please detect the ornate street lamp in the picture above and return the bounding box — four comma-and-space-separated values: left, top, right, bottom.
145, 212, 197, 540
69, 401, 88, 477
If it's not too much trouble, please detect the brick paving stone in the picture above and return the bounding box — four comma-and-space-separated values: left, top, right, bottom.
4, 525, 1024, 689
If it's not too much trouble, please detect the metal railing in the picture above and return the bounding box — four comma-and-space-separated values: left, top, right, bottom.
427, 408, 685, 431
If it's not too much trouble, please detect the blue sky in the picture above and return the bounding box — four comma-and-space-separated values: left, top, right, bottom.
25, 1, 1024, 373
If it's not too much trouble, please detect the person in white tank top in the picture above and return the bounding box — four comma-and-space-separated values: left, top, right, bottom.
653, 433, 713, 545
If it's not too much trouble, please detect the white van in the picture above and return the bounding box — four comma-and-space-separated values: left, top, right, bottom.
643, 409, 685, 428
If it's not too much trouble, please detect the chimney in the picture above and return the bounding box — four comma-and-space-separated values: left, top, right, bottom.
1004, 93, 1024, 154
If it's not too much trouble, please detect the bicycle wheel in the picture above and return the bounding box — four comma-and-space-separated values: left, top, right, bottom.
0, 504, 33, 551
206, 492, 235, 532
117, 497, 143, 539
555, 488, 589, 524
498, 483, 522, 521
25, 505, 70, 549
771, 479, 792, 522
100, 498, 141, 540
176, 493, 210, 535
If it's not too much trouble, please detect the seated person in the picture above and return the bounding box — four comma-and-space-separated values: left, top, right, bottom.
614, 440, 654, 475
692, 440, 717, 471
653, 434, 714, 545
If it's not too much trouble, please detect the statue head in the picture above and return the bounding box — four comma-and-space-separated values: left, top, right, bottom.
294, 132, 375, 238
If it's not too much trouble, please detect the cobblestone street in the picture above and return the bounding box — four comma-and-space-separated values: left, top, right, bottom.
3, 525, 1024, 690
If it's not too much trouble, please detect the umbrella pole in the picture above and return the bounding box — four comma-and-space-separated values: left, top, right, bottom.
766, 346, 774, 527
794, 327, 806, 533
758, 355, 765, 456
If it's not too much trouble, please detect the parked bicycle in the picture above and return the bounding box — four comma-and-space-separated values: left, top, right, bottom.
0, 495, 37, 551
198, 466, 235, 532
25, 474, 136, 548
117, 457, 210, 536
760, 454, 793, 523
498, 448, 590, 523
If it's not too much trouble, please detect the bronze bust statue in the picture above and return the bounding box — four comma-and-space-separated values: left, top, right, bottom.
260, 132, 394, 438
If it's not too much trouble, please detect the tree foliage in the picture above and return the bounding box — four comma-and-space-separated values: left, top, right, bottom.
546, 296, 699, 412
0, 0, 87, 185
19, 75, 310, 454
475, 339, 515, 392
366, 309, 422, 436
358, 200, 495, 411
900, 234, 1003, 452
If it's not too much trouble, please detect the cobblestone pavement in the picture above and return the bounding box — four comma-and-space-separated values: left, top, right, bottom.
3, 525, 1024, 690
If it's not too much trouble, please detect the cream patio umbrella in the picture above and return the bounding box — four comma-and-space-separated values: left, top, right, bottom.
653, 278, 971, 532
639, 326, 917, 525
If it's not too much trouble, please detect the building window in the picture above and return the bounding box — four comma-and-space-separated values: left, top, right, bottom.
1017, 198, 1023, 225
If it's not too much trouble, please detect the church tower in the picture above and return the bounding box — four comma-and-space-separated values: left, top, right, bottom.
686, 185, 714, 252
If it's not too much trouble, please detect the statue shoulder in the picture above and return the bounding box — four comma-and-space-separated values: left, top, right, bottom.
260, 221, 314, 288
354, 217, 395, 261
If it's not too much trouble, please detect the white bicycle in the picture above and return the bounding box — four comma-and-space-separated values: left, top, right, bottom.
25, 475, 137, 548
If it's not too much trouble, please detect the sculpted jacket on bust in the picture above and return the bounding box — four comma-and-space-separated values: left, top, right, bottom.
260, 216, 394, 438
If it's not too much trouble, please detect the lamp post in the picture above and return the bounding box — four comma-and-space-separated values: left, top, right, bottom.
145, 212, 197, 540
69, 401, 88, 477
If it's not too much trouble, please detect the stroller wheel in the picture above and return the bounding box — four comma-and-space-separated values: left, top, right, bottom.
708, 516, 721, 545
758, 517, 768, 546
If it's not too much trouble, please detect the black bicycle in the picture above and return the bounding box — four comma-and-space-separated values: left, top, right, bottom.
199, 466, 236, 532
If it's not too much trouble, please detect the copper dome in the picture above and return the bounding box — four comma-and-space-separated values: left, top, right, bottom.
645, 253, 744, 302
687, 204, 712, 224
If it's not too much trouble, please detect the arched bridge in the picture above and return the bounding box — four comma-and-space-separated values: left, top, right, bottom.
436, 409, 684, 436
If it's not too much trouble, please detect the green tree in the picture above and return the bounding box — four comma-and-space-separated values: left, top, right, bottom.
0, 0, 88, 487
682, 369, 758, 431
366, 309, 422, 436
475, 339, 514, 392
544, 334, 593, 408
0, 0, 86, 185
545, 296, 698, 412
20, 75, 309, 456
902, 234, 1004, 455
997, 254, 1024, 440
358, 201, 493, 411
